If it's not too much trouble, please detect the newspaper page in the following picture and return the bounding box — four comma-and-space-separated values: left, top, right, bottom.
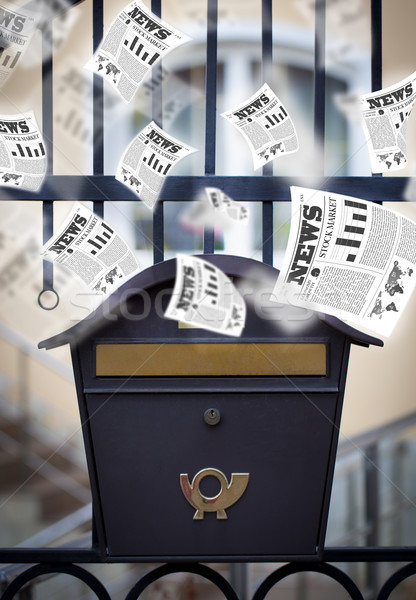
116, 120, 197, 210
0, 111, 46, 192
165, 254, 246, 336
0, 3, 36, 86
360, 71, 416, 173
41, 202, 140, 296
271, 186, 416, 337
221, 83, 298, 170
85, 0, 191, 103
181, 187, 249, 231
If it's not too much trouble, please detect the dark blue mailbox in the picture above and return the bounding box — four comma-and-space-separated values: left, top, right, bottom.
39, 255, 382, 562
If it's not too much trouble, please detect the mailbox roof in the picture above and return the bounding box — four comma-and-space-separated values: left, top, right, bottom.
38, 254, 383, 350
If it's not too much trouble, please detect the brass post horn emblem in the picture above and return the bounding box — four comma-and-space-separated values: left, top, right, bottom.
180, 468, 249, 520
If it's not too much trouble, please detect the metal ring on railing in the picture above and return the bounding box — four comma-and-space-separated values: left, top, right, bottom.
252, 562, 364, 600
38, 288, 60, 310
125, 563, 239, 600
377, 562, 416, 600
0, 563, 111, 600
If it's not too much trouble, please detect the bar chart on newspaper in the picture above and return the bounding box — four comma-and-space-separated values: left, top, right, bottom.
262, 106, 288, 128
331, 200, 368, 263
123, 34, 160, 66
143, 152, 172, 175
0, 49, 22, 70
11, 142, 46, 159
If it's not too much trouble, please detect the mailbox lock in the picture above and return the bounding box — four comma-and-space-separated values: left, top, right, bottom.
204, 408, 221, 425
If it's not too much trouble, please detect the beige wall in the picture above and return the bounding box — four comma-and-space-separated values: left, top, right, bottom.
0, 338, 79, 436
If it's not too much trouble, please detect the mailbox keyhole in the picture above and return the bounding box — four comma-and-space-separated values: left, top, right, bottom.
204, 408, 221, 425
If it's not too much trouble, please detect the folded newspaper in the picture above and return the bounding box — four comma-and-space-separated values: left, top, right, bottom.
41, 203, 139, 296
181, 187, 249, 231
116, 120, 197, 210
221, 83, 298, 170
0, 111, 46, 192
0, 3, 36, 87
85, 0, 191, 103
165, 254, 246, 336
360, 71, 416, 173
272, 187, 416, 337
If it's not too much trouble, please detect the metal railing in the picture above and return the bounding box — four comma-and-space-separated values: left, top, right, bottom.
5, 0, 408, 288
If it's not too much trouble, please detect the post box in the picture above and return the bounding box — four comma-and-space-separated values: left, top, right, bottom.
39, 255, 382, 562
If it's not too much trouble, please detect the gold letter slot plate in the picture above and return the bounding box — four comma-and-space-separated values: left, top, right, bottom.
96, 343, 326, 377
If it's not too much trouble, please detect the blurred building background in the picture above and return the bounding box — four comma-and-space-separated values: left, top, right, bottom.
0, 0, 416, 597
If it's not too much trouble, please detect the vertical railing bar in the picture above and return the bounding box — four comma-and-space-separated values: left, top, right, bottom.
261, 0, 273, 97
204, 0, 218, 176
203, 0, 218, 254
152, 204, 164, 264
152, 0, 164, 264
42, 46, 53, 174
365, 443, 380, 597
262, 0, 273, 266
371, 0, 382, 185
42, 202, 54, 292
151, 0, 163, 131
42, 24, 54, 293
371, 0, 382, 93
313, 0, 326, 171
93, 0, 104, 218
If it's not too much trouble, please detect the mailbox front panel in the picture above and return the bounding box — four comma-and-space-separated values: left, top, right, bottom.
85, 391, 340, 560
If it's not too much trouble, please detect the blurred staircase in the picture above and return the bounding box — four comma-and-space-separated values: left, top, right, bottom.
0, 339, 91, 545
